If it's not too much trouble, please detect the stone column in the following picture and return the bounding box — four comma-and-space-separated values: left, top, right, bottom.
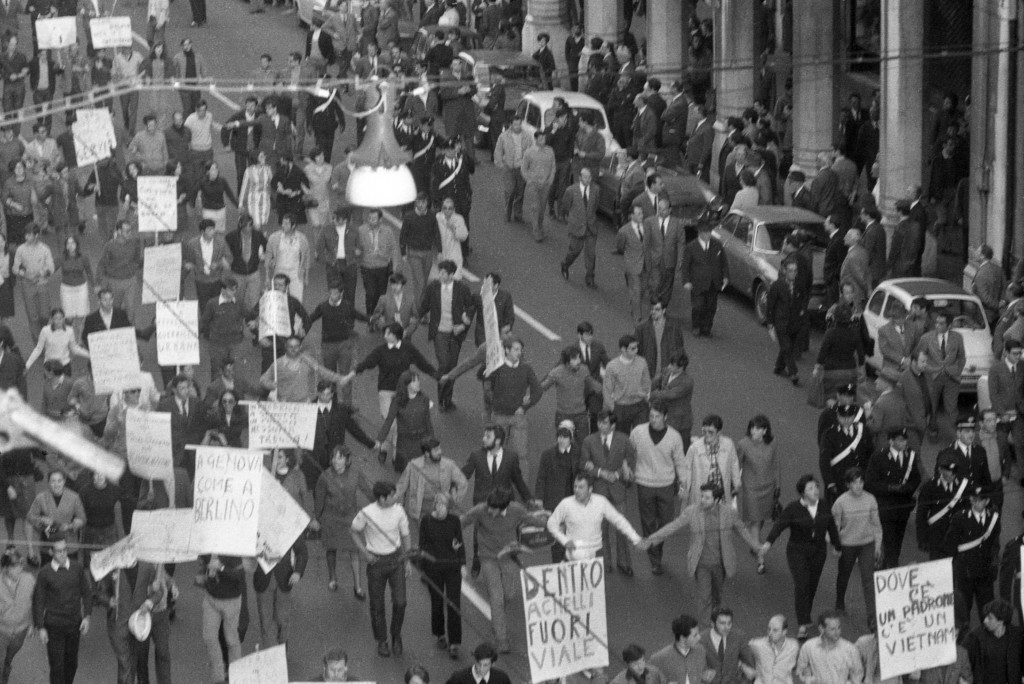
647, 0, 687, 82
790, 0, 840, 178
710, 0, 757, 189
584, 0, 622, 45
877, 0, 924, 214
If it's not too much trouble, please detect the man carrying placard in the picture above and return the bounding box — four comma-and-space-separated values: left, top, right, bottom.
260, 335, 353, 403
248, 273, 309, 373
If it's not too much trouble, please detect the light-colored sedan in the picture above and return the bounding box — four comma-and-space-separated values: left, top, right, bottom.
862, 278, 993, 390
514, 90, 621, 157
711, 205, 827, 323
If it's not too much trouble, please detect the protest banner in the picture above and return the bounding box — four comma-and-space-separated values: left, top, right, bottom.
131, 509, 198, 563
35, 17, 76, 49
874, 558, 957, 680
521, 558, 608, 682
90, 536, 137, 581
191, 447, 262, 556
228, 644, 288, 684
88, 16, 132, 48
138, 176, 178, 233
257, 470, 312, 573
246, 401, 318, 450
125, 408, 173, 480
258, 290, 291, 339
88, 327, 141, 394
142, 244, 182, 304
481, 277, 505, 376
72, 108, 116, 166
156, 300, 200, 366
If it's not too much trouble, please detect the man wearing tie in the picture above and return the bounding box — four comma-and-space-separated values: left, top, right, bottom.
646, 197, 683, 305
916, 310, 966, 435
560, 167, 600, 288
157, 374, 207, 479
864, 428, 922, 568
577, 321, 609, 432
876, 309, 916, 377
580, 411, 637, 574
679, 222, 729, 337
615, 204, 651, 325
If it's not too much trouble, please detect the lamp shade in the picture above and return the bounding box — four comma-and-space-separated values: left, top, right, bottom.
346, 80, 416, 207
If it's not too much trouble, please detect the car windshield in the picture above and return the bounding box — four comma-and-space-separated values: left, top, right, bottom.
927, 299, 988, 331
756, 221, 826, 251
543, 106, 606, 130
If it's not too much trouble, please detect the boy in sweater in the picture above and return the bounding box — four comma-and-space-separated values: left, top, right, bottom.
603, 334, 651, 435
32, 535, 91, 684
485, 337, 543, 483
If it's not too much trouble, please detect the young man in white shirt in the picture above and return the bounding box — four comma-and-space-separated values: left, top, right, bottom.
547, 472, 641, 561
351, 481, 412, 658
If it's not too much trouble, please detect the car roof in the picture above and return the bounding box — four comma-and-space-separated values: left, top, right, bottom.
882, 278, 973, 298
727, 206, 825, 223
522, 90, 606, 110
465, 50, 537, 67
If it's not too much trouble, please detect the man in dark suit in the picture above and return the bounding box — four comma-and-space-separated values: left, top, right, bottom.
306, 380, 375, 489
430, 138, 474, 252
865, 428, 923, 569
649, 352, 694, 450
580, 411, 636, 573
635, 301, 686, 379
907, 185, 931, 258
898, 350, 931, 453
685, 106, 714, 181
81, 288, 133, 349
917, 310, 966, 434
699, 609, 750, 684
631, 93, 658, 156
462, 424, 533, 505
643, 79, 666, 147
766, 260, 806, 384
660, 80, 688, 169
860, 204, 887, 288
564, 25, 585, 90
313, 208, 361, 307
420, 260, 474, 411
256, 97, 293, 167
823, 215, 847, 306
971, 244, 1005, 326
157, 374, 208, 479
788, 167, 815, 211
444, 643, 512, 684
222, 96, 262, 192
472, 273, 514, 347
559, 167, 600, 288
988, 340, 1024, 476
679, 222, 729, 337
577, 321, 609, 432
646, 196, 684, 303
936, 416, 993, 496
630, 173, 667, 221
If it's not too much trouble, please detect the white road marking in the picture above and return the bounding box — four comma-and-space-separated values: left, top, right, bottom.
460, 567, 492, 620
381, 210, 562, 342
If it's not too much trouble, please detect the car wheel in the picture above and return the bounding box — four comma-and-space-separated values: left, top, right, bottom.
754, 281, 768, 325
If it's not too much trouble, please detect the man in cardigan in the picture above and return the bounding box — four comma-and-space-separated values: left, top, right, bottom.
32, 535, 91, 684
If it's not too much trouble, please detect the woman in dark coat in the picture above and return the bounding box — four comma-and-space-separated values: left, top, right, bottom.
377, 370, 434, 473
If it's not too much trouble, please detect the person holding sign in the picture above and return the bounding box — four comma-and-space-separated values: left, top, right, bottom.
260, 334, 353, 403
350, 480, 412, 658
247, 273, 309, 373
943, 484, 1001, 630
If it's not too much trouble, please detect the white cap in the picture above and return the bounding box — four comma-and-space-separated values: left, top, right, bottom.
128, 608, 151, 641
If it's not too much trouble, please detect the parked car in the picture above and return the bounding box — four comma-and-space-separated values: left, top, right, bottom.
596, 150, 715, 230
514, 90, 621, 157
862, 278, 993, 391
468, 50, 542, 145
711, 205, 828, 324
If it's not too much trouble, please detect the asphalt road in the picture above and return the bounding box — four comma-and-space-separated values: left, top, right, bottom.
3, 1, 1021, 682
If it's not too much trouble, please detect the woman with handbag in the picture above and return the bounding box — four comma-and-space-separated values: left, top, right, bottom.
418, 493, 464, 660
736, 414, 780, 574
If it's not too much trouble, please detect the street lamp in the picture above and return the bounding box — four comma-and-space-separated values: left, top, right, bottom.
345, 79, 416, 207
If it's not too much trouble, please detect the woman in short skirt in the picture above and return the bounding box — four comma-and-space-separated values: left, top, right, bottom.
58, 235, 92, 335
239, 149, 272, 233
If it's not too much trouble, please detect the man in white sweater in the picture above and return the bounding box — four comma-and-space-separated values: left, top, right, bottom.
547, 472, 642, 562
630, 401, 686, 575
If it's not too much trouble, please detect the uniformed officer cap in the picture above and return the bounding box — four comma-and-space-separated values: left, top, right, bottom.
968, 484, 990, 499
837, 383, 856, 397
888, 427, 908, 441
936, 450, 958, 471
836, 404, 859, 418
956, 415, 978, 430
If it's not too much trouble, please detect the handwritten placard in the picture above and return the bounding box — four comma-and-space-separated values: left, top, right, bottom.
138, 176, 178, 233
156, 300, 200, 366
142, 243, 182, 304
90, 536, 137, 581
874, 559, 957, 680
256, 470, 311, 573
246, 401, 318, 450
228, 644, 288, 684
131, 508, 198, 563
88, 328, 142, 395
35, 17, 77, 49
88, 16, 132, 48
258, 290, 291, 339
481, 278, 505, 376
72, 108, 116, 166
521, 559, 608, 681
191, 447, 263, 556
125, 408, 173, 480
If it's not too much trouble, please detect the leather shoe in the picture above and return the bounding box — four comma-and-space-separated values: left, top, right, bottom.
392, 637, 403, 656
617, 565, 634, 576
377, 641, 391, 657
560, 264, 569, 280
651, 564, 664, 576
